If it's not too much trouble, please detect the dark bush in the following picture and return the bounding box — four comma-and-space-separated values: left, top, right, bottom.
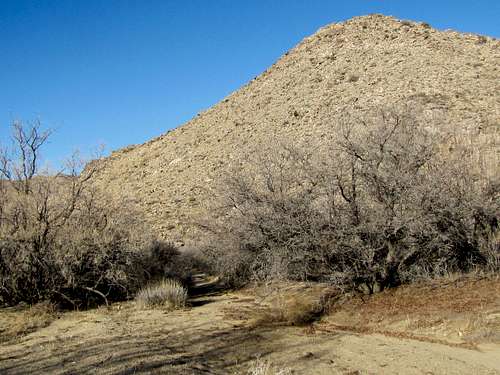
0, 178, 155, 307
143, 241, 205, 285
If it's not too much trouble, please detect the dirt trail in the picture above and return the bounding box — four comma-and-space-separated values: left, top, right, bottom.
1, 275, 499, 374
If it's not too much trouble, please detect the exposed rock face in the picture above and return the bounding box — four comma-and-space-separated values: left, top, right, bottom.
91, 15, 499, 241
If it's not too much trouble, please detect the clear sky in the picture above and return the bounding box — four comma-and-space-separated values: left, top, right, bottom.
1, 0, 499, 166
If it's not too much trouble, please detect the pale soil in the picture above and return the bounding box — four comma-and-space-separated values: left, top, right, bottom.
1, 276, 499, 374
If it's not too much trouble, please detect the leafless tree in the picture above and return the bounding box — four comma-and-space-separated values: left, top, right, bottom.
0, 120, 52, 194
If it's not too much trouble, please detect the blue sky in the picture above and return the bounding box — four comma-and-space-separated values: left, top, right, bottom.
1, 0, 499, 166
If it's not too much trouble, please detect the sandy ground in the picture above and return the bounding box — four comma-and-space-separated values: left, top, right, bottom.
1, 276, 499, 374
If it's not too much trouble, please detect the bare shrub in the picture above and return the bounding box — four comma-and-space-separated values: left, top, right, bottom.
204, 106, 499, 291
135, 278, 187, 310
322, 108, 498, 290
0, 121, 187, 308
201, 144, 329, 286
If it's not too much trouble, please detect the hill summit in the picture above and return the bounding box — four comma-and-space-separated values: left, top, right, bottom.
91, 15, 499, 242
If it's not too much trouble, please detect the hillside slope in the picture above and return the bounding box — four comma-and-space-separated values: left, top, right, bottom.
91, 15, 499, 241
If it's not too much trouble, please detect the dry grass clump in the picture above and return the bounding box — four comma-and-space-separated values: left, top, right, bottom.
0, 302, 58, 342
135, 278, 188, 310
247, 357, 292, 375
251, 284, 333, 326
254, 296, 322, 326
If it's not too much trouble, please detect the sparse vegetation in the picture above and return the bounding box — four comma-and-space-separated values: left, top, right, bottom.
135, 278, 188, 310
0, 121, 188, 308
203, 106, 499, 292
1, 14, 500, 375
251, 284, 330, 326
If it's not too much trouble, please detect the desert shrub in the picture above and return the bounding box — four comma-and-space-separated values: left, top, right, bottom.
279, 294, 325, 325
205, 106, 499, 291
135, 278, 187, 310
249, 282, 335, 327
0, 121, 187, 307
0, 177, 153, 307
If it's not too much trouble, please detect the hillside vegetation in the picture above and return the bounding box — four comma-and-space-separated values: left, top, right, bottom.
201, 106, 499, 290
0, 122, 196, 308
90, 15, 499, 243
87, 15, 499, 293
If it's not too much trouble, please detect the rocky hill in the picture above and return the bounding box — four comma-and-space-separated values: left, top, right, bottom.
90, 15, 499, 242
